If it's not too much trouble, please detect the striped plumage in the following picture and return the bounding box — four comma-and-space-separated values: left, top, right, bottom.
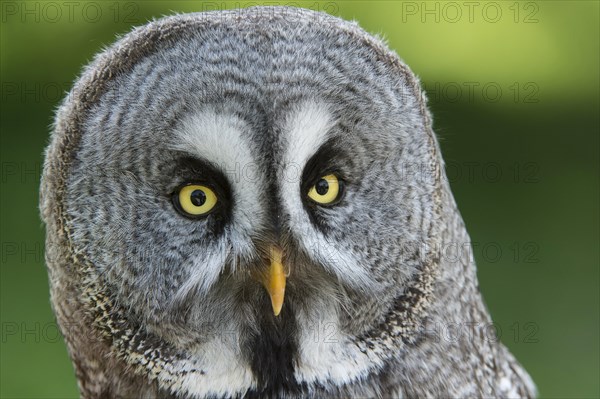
40, 7, 536, 398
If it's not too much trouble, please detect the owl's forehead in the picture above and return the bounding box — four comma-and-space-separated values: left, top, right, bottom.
171, 100, 333, 181
79, 12, 430, 190
88, 19, 424, 157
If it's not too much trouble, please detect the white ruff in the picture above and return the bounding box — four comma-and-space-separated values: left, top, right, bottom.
294, 304, 383, 387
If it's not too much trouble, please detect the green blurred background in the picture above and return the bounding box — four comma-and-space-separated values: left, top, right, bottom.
1, 1, 598, 397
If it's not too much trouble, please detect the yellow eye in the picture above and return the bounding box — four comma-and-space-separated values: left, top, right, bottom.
175, 184, 218, 216
307, 174, 342, 205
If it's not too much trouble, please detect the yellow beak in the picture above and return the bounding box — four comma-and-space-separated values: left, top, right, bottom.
257, 246, 286, 316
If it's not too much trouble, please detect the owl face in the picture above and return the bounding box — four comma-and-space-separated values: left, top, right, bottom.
59, 8, 441, 395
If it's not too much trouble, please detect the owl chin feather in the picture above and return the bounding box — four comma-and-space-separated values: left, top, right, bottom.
41, 6, 536, 398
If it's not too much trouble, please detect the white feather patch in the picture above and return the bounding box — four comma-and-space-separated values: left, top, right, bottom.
294, 304, 383, 387
171, 109, 264, 262
279, 100, 372, 290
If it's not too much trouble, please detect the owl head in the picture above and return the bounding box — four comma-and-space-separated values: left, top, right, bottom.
40, 6, 535, 398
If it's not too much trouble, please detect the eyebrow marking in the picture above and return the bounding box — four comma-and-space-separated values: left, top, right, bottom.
278, 100, 336, 217
171, 109, 255, 178
171, 109, 266, 249
277, 101, 371, 289
282, 100, 337, 176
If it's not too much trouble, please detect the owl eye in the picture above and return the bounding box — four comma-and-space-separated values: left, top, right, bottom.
173, 184, 218, 217
307, 174, 343, 205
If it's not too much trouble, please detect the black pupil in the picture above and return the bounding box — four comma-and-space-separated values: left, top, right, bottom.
315, 179, 329, 195
190, 189, 207, 207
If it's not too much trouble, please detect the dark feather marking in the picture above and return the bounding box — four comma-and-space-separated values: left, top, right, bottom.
242, 298, 301, 398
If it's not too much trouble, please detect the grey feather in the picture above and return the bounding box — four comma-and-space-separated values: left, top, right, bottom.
40, 6, 536, 398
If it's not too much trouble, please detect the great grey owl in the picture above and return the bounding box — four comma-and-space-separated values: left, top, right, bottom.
40, 6, 536, 398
